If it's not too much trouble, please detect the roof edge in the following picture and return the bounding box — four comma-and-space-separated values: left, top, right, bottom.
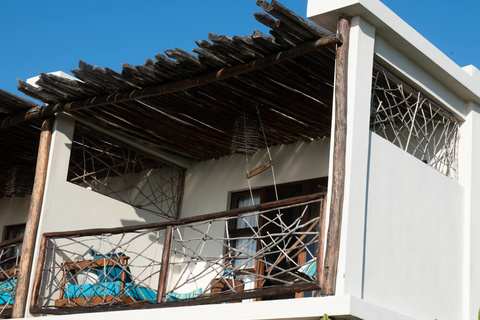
306, 0, 480, 107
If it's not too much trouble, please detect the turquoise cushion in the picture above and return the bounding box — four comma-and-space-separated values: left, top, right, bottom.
0, 279, 16, 305
167, 288, 203, 301
64, 281, 122, 299
302, 260, 317, 278
0, 279, 16, 292
0, 292, 14, 305
124, 284, 157, 303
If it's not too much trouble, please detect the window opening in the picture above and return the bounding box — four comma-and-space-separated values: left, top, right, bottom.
370, 63, 460, 180
3, 224, 25, 242
2, 223, 25, 271
67, 123, 185, 219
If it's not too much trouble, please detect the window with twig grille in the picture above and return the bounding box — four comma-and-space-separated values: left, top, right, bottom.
370, 63, 460, 180
67, 124, 185, 219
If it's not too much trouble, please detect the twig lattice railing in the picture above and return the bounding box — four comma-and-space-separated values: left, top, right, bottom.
370, 64, 460, 180
0, 238, 23, 317
67, 123, 185, 219
31, 193, 325, 314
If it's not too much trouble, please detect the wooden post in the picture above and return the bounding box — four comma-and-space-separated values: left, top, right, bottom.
156, 225, 173, 303
321, 15, 351, 295
12, 117, 54, 318
316, 197, 328, 285
29, 234, 48, 311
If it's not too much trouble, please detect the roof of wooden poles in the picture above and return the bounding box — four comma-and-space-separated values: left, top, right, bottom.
0, 0, 339, 196
0, 89, 42, 197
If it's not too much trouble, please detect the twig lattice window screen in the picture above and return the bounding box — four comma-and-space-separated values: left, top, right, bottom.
370, 64, 460, 180
67, 124, 185, 219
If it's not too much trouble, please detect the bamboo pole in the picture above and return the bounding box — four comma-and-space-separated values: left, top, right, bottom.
12, 117, 54, 318
321, 15, 351, 295
0, 35, 340, 130
157, 225, 173, 303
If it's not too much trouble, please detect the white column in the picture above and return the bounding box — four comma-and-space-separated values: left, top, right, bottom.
335, 16, 375, 297
458, 101, 480, 320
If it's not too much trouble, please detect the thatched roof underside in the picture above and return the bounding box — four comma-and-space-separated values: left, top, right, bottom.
0, 89, 41, 197
0, 0, 337, 197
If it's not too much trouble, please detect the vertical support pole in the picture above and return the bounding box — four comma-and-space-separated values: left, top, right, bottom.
29, 234, 48, 310
321, 15, 351, 295
12, 117, 54, 318
157, 225, 173, 303
316, 196, 328, 285
175, 170, 186, 219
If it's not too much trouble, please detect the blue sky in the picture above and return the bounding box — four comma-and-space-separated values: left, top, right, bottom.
0, 0, 478, 103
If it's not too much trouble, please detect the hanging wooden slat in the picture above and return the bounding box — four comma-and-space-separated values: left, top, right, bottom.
247, 160, 274, 179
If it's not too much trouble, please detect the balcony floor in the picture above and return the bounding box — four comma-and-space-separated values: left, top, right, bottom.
27, 295, 418, 320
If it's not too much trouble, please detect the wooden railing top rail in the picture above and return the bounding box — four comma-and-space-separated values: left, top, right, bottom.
43, 192, 326, 239
0, 237, 23, 248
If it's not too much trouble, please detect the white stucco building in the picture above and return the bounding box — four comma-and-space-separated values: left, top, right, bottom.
0, 0, 478, 320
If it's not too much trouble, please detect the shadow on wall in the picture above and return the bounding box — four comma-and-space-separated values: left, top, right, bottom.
182, 139, 331, 218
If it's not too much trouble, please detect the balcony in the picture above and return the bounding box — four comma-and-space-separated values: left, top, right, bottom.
30, 193, 325, 315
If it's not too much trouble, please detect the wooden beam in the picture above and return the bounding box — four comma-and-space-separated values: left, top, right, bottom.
12, 117, 54, 318
0, 35, 340, 130
321, 15, 351, 295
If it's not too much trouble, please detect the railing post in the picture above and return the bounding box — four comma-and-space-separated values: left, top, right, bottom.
156, 225, 173, 303
29, 235, 48, 312
316, 196, 328, 285
12, 117, 54, 318
321, 14, 351, 295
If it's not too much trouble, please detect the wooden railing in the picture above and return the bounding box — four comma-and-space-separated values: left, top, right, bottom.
31, 193, 326, 315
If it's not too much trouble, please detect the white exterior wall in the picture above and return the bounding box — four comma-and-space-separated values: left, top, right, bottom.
364, 134, 463, 320
38, 115, 163, 233
182, 138, 331, 218
308, 1, 476, 319
361, 29, 466, 320
458, 101, 480, 320
0, 196, 30, 240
